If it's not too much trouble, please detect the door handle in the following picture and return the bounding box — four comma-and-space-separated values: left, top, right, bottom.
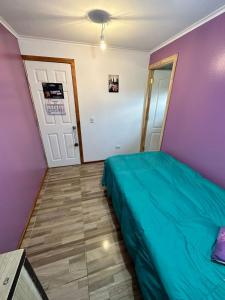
72, 126, 79, 147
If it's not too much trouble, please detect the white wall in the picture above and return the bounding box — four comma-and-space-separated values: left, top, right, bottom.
19, 37, 149, 162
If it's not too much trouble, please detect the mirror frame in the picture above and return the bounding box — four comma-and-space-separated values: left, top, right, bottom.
140, 54, 178, 151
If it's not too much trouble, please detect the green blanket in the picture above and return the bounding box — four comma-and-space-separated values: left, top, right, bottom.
102, 151, 225, 300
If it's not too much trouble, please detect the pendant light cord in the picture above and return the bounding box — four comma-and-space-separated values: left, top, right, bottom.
100, 23, 106, 40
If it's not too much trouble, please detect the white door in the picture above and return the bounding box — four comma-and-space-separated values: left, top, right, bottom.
145, 70, 171, 151
25, 61, 81, 167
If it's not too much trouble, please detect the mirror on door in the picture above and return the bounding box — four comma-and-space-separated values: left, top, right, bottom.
140, 54, 178, 152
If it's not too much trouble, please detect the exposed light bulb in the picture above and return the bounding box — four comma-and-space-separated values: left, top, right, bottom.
100, 38, 106, 50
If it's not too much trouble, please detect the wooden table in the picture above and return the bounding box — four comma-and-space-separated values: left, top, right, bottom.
0, 249, 48, 300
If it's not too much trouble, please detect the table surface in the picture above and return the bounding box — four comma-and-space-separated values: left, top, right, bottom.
0, 249, 25, 300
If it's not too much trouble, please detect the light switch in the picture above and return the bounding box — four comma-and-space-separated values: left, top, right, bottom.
90, 117, 95, 123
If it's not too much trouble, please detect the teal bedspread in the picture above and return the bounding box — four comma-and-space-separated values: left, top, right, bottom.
102, 151, 225, 300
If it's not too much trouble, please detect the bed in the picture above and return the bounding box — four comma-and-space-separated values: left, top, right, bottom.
102, 151, 225, 300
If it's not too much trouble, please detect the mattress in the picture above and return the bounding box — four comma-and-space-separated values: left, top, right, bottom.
102, 151, 225, 300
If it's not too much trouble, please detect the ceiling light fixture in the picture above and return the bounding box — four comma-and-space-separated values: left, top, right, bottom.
88, 9, 111, 51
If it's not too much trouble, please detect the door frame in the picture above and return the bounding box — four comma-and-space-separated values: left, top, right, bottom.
22, 55, 84, 163
140, 54, 178, 152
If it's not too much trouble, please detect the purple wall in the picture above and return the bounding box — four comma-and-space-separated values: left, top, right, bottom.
0, 24, 47, 253
150, 13, 225, 189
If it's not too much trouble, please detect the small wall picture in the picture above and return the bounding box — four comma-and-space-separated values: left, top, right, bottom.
42, 82, 64, 99
109, 75, 119, 93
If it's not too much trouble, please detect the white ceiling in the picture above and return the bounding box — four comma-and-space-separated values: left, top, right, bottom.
1, 0, 225, 51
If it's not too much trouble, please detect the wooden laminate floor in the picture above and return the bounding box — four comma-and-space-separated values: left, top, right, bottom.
21, 162, 142, 300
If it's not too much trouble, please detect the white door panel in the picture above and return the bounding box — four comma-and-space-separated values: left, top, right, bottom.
25, 61, 80, 167
145, 70, 171, 152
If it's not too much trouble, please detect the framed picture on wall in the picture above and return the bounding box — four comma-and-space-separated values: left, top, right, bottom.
42, 82, 64, 99
108, 75, 119, 93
